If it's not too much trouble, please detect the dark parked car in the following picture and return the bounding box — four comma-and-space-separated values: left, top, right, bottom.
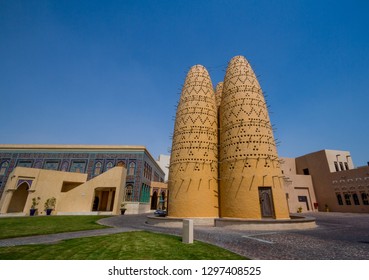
154, 209, 167, 217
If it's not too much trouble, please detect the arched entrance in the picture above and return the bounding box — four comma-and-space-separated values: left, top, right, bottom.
160, 191, 166, 210
7, 182, 29, 213
151, 191, 158, 210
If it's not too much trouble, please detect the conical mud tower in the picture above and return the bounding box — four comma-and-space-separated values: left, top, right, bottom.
215, 82, 223, 109
168, 65, 219, 218
219, 56, 289, 219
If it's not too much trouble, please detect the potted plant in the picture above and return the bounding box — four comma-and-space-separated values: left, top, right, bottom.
120, 202, 127, 215
325, 204, 330, 212
30, 197, 40, 216
297, 206, 302, 213
44, 197, 56, 215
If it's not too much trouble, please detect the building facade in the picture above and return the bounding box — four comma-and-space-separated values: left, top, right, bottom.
280, 157, 317, 214
295, 150, 369, 213
0, 145, 165, 215
0, 166, 126, 215
156, 154, 170, 182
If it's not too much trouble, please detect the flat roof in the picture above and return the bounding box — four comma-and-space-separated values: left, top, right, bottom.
0, 144, 165, 176
0, 144, 146, 151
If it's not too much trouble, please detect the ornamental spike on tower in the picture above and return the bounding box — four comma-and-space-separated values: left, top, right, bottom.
219, 55, 289, 219
168, 65, 219, 218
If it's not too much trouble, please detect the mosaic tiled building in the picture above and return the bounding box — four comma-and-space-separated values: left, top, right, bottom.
0, 145, 165, 214
168, 55, 290, 219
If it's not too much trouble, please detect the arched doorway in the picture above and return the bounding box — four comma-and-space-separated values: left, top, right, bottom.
160, 191, 166, 210
151, 191, 158, 210
7, 182, 29, 213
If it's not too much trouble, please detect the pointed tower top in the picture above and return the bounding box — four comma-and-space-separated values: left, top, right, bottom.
215, 82, 223, 108
224, 55, 260, 89
181, 64, 214, 98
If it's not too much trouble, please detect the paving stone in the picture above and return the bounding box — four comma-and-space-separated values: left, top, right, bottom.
1, 212, 369, 260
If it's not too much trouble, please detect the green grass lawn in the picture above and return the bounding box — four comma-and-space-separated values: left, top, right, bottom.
0, 216, 110, 239
0, 231, 246, 260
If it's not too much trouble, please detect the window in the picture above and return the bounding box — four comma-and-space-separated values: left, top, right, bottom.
344, 162, 349, 170
336, 194, 343, 205
128, 162, 136, 176
17, 160, 32, 168
70, 161, 86, 173
125, 184, 133, 201
144, 162, 152, 180
0, 161, 9, 176
344, 193, 351, 205
94, 162, 102, 176
353, 193, 360, 205
106, 162, 114, 170
140, 184, 150, 203
361, 193, 369, 205
44, 161, 59, 170
303, 168, 310, 175
334, 162, 339, 172
339, 162, 344, 171
154, 172, 159, 182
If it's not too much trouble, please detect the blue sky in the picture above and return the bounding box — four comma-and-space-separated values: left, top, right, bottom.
1, 0, 369, 166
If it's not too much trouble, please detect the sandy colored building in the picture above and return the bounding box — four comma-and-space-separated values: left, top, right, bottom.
0, 145, 165, 215
295, 150, 369, 213
280, 157, 317, 213
0, 166, 126, 215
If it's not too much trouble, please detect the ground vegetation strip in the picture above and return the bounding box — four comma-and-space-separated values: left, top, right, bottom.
0, 231, 246, 260
0, 216, 110, 239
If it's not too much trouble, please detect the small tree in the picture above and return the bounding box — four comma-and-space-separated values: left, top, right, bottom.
31, 197, 41, 209
44, 197, 56, 210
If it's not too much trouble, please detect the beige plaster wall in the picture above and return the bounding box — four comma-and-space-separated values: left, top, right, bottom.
0, 166, 126, 215
329, 166, 369, 212
58, 166, 126, 214
296, 150, 369, 213
280, 158, 317, 213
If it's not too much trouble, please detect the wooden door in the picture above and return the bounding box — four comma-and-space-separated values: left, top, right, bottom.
259, 187, 275, 218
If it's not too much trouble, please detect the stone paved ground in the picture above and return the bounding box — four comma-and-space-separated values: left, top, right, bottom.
99, 212, 369, 260
1, 212, 368, 259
